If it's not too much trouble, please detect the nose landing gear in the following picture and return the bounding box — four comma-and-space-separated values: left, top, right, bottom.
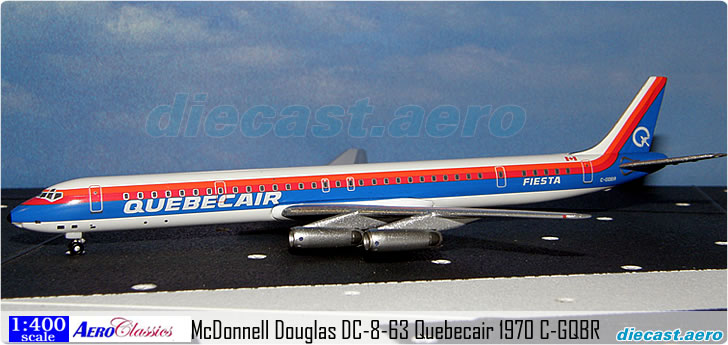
65, 232, 86, 256
67, 239, 86, 256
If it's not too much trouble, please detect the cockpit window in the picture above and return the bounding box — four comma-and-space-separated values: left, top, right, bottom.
37, 189, 63, 202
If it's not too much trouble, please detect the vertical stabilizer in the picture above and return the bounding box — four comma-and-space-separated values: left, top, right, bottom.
580, 76, 667, 155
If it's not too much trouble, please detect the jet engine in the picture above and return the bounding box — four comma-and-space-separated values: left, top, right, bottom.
289, 227, 363, 249
362, 229, 443, 252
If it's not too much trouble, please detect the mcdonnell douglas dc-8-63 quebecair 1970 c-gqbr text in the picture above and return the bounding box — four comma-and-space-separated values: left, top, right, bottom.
8, 76, 726, 255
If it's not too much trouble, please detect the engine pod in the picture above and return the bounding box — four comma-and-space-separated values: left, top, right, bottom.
289, 227, 363, 248
362, 229, 443, 252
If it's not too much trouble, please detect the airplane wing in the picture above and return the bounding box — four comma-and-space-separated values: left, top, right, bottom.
281, 203, 590, 251
328, 148, 368, 165
620, 153, 726, 173
281, 204, 589, 221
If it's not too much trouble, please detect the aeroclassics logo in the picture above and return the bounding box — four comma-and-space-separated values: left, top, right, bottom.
74, 317, 173, 338
69, 316, 190, 343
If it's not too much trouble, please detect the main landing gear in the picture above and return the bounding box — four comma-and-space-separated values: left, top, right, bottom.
65, 232, 86, 256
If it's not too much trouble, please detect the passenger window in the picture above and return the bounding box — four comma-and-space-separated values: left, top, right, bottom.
498, 171, 503, 178
478, 173, 483, 179
522, 171, 526, 177
555, 169, 560, 175
165, 190, 172, 198
233, 187, 239, 193
322, 180, 329, 188
285, 184, 291, 191
298, 183, 304, 190
57, 225, 65, 230
348, 180, 354, 187
123, 193, 130, 200
272, 184, 278, 191
312, 182, 317, 189
443, 175, 449, 181
217, 187, 224, 194
420, 176, 425, 182
335, 180, 341, 188
358, 179, 364, 186
246, 186, 252, 193
544, 169, 549, 175
193, 189, 199, 196
383, 178, 389, 184
396, 177, 401, 184
206, 188, 212, 195
408, 176, 413, 183
151, 191, 158, 198
179, 190, 185, 197
533, 170, 538, 176
371, 179, 377, 185
454, 174, 460, 180
137, 192, 144, 199
566, 168, 571, 174
431, 176, 437, 182
466, 173, 472, 180
259, 185, 265, 192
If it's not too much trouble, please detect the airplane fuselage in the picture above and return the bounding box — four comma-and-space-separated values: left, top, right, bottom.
10, 150, 664, 234
18, 76, 719, 255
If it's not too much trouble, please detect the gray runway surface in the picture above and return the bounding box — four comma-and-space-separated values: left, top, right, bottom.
2, 185, 726, 299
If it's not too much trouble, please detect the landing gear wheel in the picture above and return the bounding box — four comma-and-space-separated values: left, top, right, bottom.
67, 239, 85, 256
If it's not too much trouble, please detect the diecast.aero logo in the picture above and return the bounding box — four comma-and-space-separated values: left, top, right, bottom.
632, 126, 650, 148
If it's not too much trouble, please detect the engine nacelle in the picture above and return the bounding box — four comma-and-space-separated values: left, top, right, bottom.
362, 230, 443, 252
289, 227, 363, 249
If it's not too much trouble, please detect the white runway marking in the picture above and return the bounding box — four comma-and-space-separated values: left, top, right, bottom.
596, 216, 613, 221
0, 204, 7, 209
431, 259, 451, 265
130, 283, 157, 291
541, 236, 559, 241
675, 202, 691, 207
247, 254, 267, 260
621, 265, 643, 271
715, 241, 727, 246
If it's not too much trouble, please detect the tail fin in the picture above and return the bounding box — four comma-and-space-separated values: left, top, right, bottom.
580, 76, 667, 155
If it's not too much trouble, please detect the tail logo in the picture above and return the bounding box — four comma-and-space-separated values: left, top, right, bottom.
632, 126, 651, 148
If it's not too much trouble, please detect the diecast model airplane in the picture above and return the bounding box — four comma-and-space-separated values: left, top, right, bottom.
8, 76, 725, 255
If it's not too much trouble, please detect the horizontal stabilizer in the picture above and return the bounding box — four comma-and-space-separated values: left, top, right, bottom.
328, 148, 368, 165
620, 153, 726, 173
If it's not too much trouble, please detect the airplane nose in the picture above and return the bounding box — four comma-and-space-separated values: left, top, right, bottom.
8, 204, 33, 225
